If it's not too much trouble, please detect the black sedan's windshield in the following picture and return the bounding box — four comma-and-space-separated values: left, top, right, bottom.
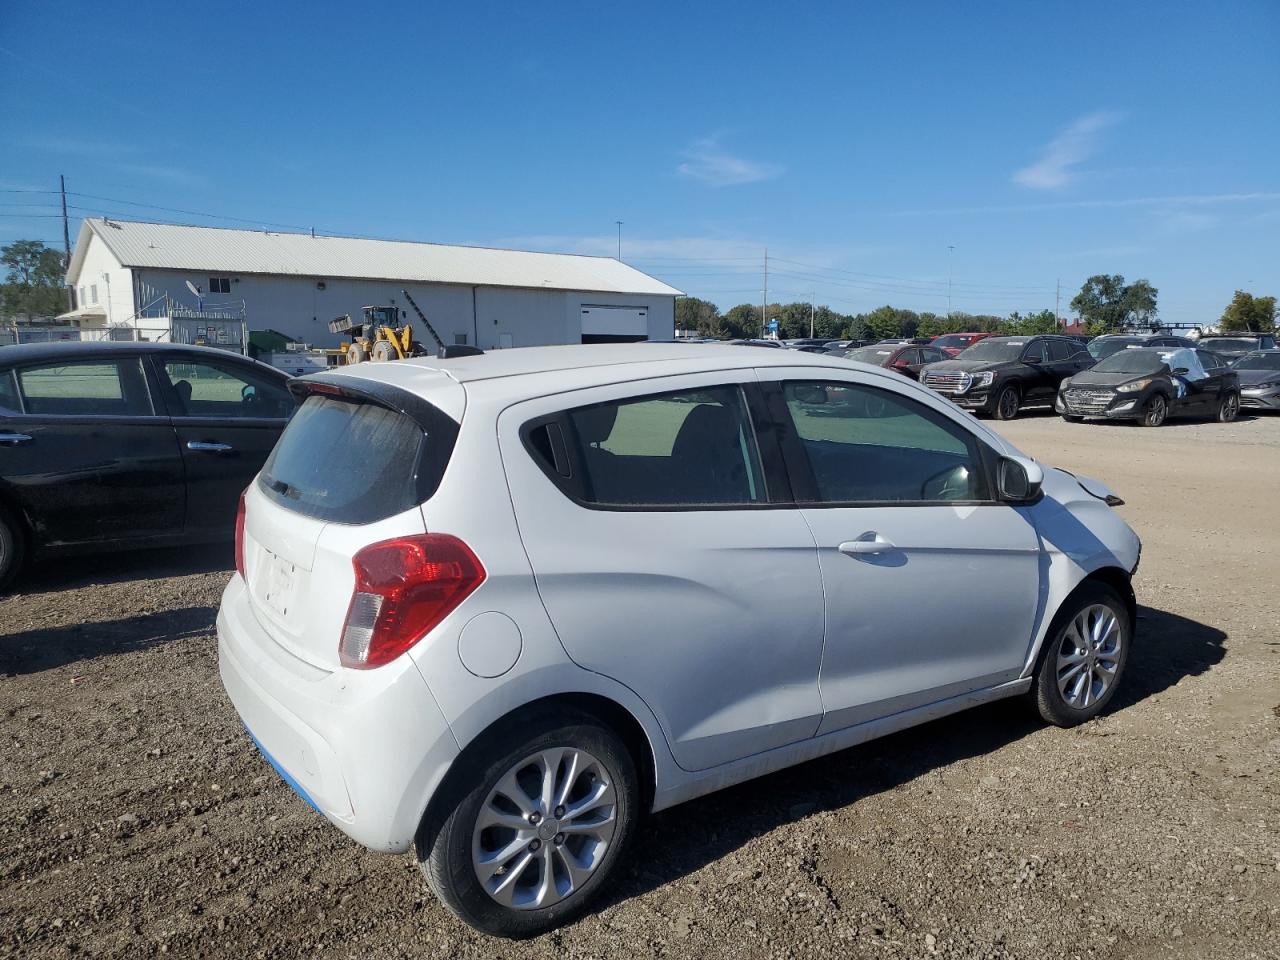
1092, 350, 1167, 375
844, 347, 895, 365
956, 339, 1028, 362
1233, 352, 1280, 371
1087, 337, 1140, 360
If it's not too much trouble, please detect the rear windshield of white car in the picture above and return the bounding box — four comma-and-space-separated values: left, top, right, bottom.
258, 394, 437, 524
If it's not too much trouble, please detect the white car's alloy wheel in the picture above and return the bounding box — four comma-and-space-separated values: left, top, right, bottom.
471, 747, 618, 910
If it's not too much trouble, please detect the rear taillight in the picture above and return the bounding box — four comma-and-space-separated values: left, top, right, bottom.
339, 534, 485, 669
234, 490, 247, 580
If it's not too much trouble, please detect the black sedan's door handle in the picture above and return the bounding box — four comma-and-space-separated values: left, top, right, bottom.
0, 432, 32, 446
186, 440, 234, 453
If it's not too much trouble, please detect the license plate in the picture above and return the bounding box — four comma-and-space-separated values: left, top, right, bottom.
261, 552, 297, 618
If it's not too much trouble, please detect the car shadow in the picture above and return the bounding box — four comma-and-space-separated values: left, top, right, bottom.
8, 544, 233, 597
594, 603, 1225, 914
0, 605, 218, 676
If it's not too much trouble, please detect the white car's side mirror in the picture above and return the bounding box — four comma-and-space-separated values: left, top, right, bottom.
998, 455, 1043, 503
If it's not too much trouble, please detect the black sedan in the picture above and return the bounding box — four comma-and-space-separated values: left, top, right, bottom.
1056, 347, 1239, 426
0, 341, 295, 588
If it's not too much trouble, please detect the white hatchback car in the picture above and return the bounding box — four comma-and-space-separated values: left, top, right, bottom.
218, 344, 1140, 937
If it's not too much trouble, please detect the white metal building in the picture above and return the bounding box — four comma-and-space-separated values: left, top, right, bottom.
63, 219, 681, 348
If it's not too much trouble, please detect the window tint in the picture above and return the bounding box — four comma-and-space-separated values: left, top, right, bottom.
17, 359, 152, 416
162, 360, 294, 419
0, 370, 20, 413
1022, 341, 1047, 363
565, 385, 765, 506
260, 395, 431, 523
1196, 350, 1224, 369
782, 381, 988, 503
1047, 340, 1073, 361
898, 349, 920, 364
921, 347, 945, 362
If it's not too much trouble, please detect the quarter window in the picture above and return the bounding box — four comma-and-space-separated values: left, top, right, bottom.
0, 370, 20, 413
562, 385, 766, 507
781, 381, 989, 503
17, 359, 153, 417
161, 360, 294, 419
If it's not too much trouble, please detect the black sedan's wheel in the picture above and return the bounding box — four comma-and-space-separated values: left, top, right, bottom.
991, 383, 1021, 420
1140, 393, 1167, 427
418, 709, 639, 938
0, 506, 25, 593
1030, 582, 1131, 727
1216, 392, 1239, 423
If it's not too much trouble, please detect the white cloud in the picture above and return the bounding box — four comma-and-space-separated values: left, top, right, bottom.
676, 136, 783, 187
1013, 111, 1122, 190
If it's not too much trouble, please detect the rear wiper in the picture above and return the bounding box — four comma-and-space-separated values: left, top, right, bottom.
264, 476, 300, 499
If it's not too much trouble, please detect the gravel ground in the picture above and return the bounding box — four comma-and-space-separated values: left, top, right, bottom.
2, 412, 1278, 959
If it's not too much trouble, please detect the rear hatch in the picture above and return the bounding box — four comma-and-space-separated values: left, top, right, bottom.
240, 374, 462, 669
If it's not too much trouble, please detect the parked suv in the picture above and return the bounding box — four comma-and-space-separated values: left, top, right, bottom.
1056, 347, 1240, 426
920, 335, 1093, 419
219, 344, 1140, 937
1196, 332, 1278, 362
1086, 333, 1197, 362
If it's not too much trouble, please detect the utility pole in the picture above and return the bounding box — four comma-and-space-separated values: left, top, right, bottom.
810, 292, 816, 338
1055, 278, 1061, 329
762, 248, 768, 338
947, 245, 955, 317
615, 221, 623, 260
60, 174, 73, 310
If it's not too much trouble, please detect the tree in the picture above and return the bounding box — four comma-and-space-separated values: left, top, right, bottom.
862, 305, 904, 341
675, 296, 721, 337
722, 303, 763, 339
1218, 290, 1277, 332
0, 240, 66, 320
1069, 274, 1158, 333
1004, 309, 1060, 336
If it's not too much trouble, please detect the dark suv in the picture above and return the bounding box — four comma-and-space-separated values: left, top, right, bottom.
1195, 332, 1277, 362
1087, 333, 1197, 362
920, 335, 1093, 419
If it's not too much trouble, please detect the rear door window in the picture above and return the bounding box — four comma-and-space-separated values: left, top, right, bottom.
16, 359, 152, 416
160, 359, 294, 419
556, 385, 766, 507
1047, 340, 1073, 362
259, 395, 433, 523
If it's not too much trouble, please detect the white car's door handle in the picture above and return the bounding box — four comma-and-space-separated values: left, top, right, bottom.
838, 535, 895, 556
187, 440, 233, 453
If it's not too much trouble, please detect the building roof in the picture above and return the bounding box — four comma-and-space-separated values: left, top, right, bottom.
67, 219, 682, 297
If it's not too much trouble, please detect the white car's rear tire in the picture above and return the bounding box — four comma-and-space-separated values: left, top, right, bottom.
417, 708, 639, 938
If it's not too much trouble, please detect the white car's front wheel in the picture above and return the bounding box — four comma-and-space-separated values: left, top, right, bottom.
1030, 583, 1131, 726
418, 708, 639, 938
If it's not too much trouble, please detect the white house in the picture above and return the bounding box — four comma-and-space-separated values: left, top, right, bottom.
63, 219, 681, 349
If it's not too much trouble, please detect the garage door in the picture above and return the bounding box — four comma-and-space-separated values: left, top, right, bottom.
581, 305, 648, 344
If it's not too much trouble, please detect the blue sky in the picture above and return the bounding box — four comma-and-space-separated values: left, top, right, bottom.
2, 0, 1277, 325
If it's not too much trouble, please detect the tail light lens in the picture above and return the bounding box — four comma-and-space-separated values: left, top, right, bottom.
339, 534, 485, 669
234, 490, 248, 580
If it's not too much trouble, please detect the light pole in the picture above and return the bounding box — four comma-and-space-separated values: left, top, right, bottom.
615, 221, 623, 260
947, 245, 955, 317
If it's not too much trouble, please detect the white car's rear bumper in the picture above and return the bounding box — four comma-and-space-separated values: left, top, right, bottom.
217, 575, 460, 853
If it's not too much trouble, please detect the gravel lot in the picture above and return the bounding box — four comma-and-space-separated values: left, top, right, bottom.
2, 412, 1278, 959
